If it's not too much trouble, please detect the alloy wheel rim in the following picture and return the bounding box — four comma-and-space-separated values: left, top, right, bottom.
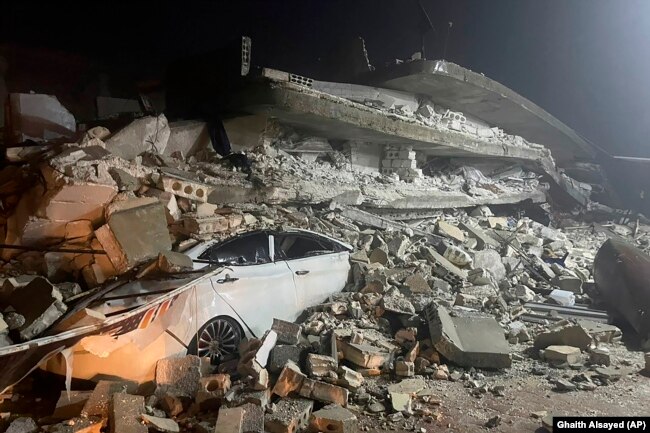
197, 319, 238, 363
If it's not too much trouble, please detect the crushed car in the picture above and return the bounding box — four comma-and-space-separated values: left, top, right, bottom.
0, 228, 351, 390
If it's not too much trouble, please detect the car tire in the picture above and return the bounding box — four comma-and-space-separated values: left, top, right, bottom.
187, 315, 243, 364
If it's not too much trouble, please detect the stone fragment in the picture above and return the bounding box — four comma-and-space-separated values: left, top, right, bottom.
443, 245, 472, 267
337, 366, 363, 390
65, 220, 94, 240
436, 220, 465, 242
109, 168, 140, 192
300, 379, 349, 406
467, 268, 492, 286
272, 319, 301, 345
214, 407, 245, 433
81, 380, 138, 419
533, 323, 592, 350
265, 398, 313, 433
156, 251, 193, 273
6, 417, 38, 433
110, 393, 147, 433
552, 275, 583, 294
387, 235, 410, 257
309, 404, 357, 433
544, 345, 581, 364
645, 353, 650, 373
8, 276, 67, 341
459, 222, 500, 249
141, 414, 179, 433
159, 394, 184, 417
195, 374, 231, 407
155, 355, 207, 397
553, 378, 576, 392
487, 217, 508, 229
255, 330, 278, 367
425, 305, 511, 369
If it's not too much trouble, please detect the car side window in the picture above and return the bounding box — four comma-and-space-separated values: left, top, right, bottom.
199, 233, 270, 265
275, 234, 338, 260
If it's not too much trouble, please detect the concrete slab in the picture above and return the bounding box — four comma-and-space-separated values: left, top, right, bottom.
362, 60, 595, 165
425, 304, 511, 369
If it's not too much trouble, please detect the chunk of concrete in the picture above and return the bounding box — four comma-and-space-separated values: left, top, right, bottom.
473, 249, 506, 282
443, 245, 472, 267
165, 120, 210, 159
255, 330, 278, 368
65, 220, 94, 241
404, 273, 431, 293
436, 220, 465, 242
96, 197, 171, 273
196, 374, 231, 407
104, 114, 170, 160
265, 398, 313, 433
544, 345, 581, 364
459, 221, 500, 250
6, 417, 38, 433
8, 93, 76, 143
272, 319, 301, 345
156, 250, 193, 273
306, 354, 337, 378
368, 248, 388, 265
240, 403, 265, 433
269, 345, 307, 374
299, 378, 349, 406
51, 390, 92, 421
339, 341, 391, 369
309, 404, 357, 433
155, 355, 208, 397
214, 407, 245, 433
81, 380, 138, 419
141, 414, 179, 433
337, 366, 363, 390
159, 394, 184, 417
387, 378, 426, 412
552, 274, 583, 294
109, 393, 147, 433
8, 277, 67, 341
395, 360, 415, 377
590, 348, 611, 366
533, 323, 592, 350
425, 305, 511, 369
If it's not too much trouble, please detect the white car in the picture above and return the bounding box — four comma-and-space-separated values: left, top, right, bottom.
41, 228, 352, 383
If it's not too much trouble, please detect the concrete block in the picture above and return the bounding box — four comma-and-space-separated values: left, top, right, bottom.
109, 393, 147, 433
387, 378, 426, 412
306, 354, 337, 378
425, 305, 511, 369
552, 274, 583, 294
265, 398, 313, 433
339, 341, 390, 369
183, 214, 231, 235
196, 374, 231, 407
395, 360, 415, 377
8, 93, 76, 143
108, 168, 139, 192
156, 250, 193, 273
533, 323, 592, 350
104, 114, 170, 160
240, 403, 264, 433
65, 220, 94, 240
590, 348, 611, 366
165, 120, 210, 159
155, 355, 208, 398
444, 245, 473, 267
272, 362, 306, 397
215, 407, 245, 433
299, 379, 348, 406
96, 197, 171, 273
8, 277, 67, 341
436, 220, 465, 242
162, 175, 215, 203
544, 345, 581, 364
337, 366, 363, 390
159, 394, 184, 417
309, 404, 357, 433
255, 330, 278, 368
269, 345, 307, 374
81, 380, 138, 419
459, 222, 500, 250
272, 319, 301, 345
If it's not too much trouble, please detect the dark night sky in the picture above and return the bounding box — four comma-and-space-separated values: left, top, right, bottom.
4, 1, 650, 157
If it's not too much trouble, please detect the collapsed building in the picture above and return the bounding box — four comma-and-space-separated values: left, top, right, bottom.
0, 37, 648, 432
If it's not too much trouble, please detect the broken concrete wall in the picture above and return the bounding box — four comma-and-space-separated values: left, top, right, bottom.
345, 141, 381, 173
224, 114, 274, 151
7, 93, 76, 144
104, 114, 170, 160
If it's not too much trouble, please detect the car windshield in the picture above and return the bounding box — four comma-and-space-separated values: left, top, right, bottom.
198, 232, 270, 265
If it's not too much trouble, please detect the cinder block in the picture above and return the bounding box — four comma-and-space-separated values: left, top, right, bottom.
109, 393, 147, 433
214, 407, 245, 433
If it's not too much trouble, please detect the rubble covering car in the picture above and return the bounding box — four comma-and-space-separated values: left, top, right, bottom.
39, 228, 351, 383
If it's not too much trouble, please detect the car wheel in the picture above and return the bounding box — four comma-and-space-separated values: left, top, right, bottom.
187, 316, 243, 364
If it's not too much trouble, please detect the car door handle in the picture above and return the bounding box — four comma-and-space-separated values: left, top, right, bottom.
216, 276, 239, 284
295, 270, 310, 275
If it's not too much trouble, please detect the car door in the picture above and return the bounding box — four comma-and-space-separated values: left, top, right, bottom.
197, 232, 300, 336
274, 232, 351, 309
